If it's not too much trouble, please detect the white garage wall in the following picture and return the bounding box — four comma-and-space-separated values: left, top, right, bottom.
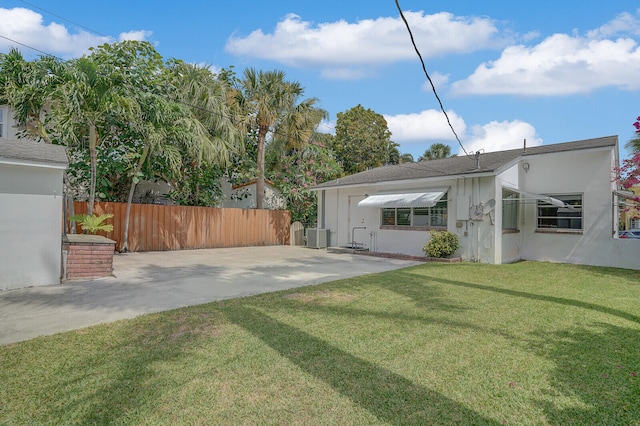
0, 163, 64, 290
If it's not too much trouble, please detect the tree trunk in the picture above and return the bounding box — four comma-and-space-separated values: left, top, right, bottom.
87, 124, 98, 216
121, 179, 137, 253
63, 172, 76, 234
256, 126, 267, 210
121, 146, 149, 253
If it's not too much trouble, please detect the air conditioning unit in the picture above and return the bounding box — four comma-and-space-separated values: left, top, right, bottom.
305, 228, 328, 248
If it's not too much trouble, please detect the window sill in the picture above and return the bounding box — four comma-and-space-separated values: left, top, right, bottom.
535, 229, 583, 235
502, 229, 520, 234
380, 225, 447, 231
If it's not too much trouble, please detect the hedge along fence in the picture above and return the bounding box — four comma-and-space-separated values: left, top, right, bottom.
67, 202, 290, 252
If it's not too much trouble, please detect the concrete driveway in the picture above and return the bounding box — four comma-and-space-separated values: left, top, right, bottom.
0, 246, 421, 345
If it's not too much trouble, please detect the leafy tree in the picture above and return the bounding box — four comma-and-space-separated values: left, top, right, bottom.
0, 49, 64, 141
86, 43, 242, 251
331, 104, 398, 175
2, 43, 245, 250
617, 116, 640, 191
399, 153, 414, 163
234, 68, 323, 209
388, 145, 401, 166
48, 52, 139, 215
617, 152, 640, 190
270, 136, 342, 223
418, 142, 453, 161
163, 61, 243, 206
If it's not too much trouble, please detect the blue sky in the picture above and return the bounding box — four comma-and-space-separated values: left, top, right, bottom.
1, 1, 639, 161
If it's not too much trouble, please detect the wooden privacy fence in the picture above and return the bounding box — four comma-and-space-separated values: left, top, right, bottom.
68, 202, 290, 252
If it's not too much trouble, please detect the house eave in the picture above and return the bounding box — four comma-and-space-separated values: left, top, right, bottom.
0, 157, 67, 170
311, 170, 499, 191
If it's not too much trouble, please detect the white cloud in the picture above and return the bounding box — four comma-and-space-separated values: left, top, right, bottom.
226, 12, 502, 79
384, 109, 466, 142
421, 72, 450, 92
317, 119, 335, 135
462, 120, 541, 154
452, 11, 640, 96
0, 7, 151, 59
320, 67, 370, 80
587, 10, 640, 38
119, 30, 153, 42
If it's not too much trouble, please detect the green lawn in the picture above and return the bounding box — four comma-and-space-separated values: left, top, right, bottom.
1, 261, 639, 425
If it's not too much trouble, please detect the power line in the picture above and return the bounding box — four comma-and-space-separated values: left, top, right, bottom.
0, 34, 59, 59
0, 22, 450, 176
18, 0, 109, 37
394, 0, 472, 160
0, 33, 340, 160
7, 2, 446, 160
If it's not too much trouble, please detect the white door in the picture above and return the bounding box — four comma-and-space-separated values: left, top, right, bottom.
347, 195, 367, 248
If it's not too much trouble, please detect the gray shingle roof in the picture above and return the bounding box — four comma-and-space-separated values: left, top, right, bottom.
0, 138, 68, 168
313, 136, 617, 189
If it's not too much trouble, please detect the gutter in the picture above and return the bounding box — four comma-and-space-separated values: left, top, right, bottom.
311, 170, 499, 192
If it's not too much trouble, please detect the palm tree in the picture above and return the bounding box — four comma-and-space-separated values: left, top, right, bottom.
0, 49, 63, 142
50, 56, 138, 216
168, 61, 243, 172
235, 68, 322, 209
119, 56, 244, 251
418, 143, 453, 161
626, 137, 640, 152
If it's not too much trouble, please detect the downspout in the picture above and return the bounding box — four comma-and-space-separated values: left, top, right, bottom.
336, 189, 340, 246
474, 177, 480, 262
320, 190, 326, 229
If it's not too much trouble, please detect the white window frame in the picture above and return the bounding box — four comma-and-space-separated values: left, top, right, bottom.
380, 197, 448, 229
537, 193, 583, 231
502, 189, 519, 231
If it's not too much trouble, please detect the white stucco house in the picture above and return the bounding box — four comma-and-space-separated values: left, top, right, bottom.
0, 104, 21, 140
128, 178, 286, 210
220, 178, 286, 210
0, 137, 68, 290
313, 136, 638, 270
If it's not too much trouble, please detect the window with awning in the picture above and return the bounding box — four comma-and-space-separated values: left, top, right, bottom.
503, 188, 566, 208
537, 194, 582, 230
360, 190, 448, 228
358, 189, 448, 208
501, 188, 581, 231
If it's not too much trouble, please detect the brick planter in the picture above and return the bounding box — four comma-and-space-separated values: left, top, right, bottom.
62, 234, 116, 280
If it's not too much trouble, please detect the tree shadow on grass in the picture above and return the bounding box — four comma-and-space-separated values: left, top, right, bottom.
406, 274, 640, 325
227, 306, 500, 425
570, 264, 640, 282
28, 308, 220, 424
388, 271, 640, 423
526, 322, 640, 424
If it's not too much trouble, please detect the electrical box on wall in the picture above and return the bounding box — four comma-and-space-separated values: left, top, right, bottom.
456, 196, 470, 220
469, 205, 484, 220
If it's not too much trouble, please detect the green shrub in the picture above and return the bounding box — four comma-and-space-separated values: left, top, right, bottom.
68, 213, 114, 234
423, 230, 460, 258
